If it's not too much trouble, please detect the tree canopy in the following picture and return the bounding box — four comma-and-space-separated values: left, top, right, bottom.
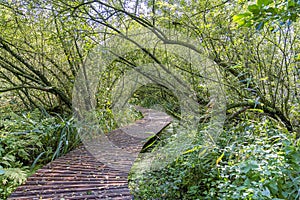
0, 0, 298, 132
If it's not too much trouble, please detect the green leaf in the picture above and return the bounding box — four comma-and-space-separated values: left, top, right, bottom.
183, 145, 203, 154
198, 148, 207, 158
216, 152, 225, 165
268, 182, 279, 194
248, 109, 264, 113
233, 13, 252, 21
257, 0, 272, 7
259, 77, 269, 81
288, 0, 296, 8
248, 4, 260, 14
233, 13, 252, 26
30, 151, 45, 171
3, 168, 27, 184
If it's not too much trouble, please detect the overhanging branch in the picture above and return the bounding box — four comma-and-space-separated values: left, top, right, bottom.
227, 102, 293, 132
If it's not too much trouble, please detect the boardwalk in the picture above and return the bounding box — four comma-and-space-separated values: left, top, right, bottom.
9, 108, 172, 200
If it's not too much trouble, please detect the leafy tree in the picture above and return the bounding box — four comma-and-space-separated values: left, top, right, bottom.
0, 0, 95, 112
75, 0, 299, 133
234, 0, 300, 30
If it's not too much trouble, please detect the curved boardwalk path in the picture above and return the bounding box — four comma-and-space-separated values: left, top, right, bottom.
9, 108, 172, 200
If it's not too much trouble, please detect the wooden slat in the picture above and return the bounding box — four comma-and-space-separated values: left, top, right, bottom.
8, 108, 172, 200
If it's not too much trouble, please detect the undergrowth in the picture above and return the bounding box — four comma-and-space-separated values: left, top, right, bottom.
0, 108, 80, 199
129, 118, 300, 199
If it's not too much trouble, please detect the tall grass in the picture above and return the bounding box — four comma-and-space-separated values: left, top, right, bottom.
0, 108, 80, 199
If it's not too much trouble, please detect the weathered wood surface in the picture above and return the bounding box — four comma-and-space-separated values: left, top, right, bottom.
8, 108, 172, 200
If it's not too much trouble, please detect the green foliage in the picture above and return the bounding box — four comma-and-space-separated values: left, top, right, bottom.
0, 109, 80, 199
218, 123, 300, 199
130, 145, 221, 199
0, 1, 96, 111
95, 105, 142, 133
0, 167, 28, 199
234, 0, 300, 29
129, 84, 181, 118
130, 119, 300, 199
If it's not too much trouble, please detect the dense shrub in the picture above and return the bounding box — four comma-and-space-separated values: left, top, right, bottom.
130, 119, 300, 199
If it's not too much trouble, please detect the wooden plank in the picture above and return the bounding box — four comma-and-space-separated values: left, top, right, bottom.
8, 108, 172, 200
